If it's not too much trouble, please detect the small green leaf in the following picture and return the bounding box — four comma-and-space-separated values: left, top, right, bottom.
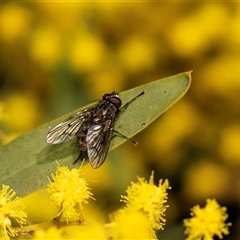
0, 71, 192, 197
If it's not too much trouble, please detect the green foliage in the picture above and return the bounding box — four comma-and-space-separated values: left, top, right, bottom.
0, 72, 191, 197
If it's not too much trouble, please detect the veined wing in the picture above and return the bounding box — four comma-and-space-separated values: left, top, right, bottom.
46, 109, 90, 144
86, 120, 113, 169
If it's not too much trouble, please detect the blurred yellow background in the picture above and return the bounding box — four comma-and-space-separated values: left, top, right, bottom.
1, 2, 240, 239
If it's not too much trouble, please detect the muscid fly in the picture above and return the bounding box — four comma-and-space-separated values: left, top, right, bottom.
46, 91, 144, 169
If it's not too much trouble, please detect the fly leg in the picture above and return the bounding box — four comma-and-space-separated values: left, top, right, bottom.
73, 151, 82, 164
112, 129, 138, 146
120, 91, 144, 113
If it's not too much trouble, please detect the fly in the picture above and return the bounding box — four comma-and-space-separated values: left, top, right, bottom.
46, 91, 144, 169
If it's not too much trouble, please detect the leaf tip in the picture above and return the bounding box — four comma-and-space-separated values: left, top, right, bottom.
185, 70, 193, 87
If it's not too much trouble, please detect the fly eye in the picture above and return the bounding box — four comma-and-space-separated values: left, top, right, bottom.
102, 93, 111, 100
109, 96, 122, 107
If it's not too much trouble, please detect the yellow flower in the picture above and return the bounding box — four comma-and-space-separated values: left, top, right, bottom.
121, 172, 170, 230
47, 166, 93, 223
61, 225, 106, 239
34, 224, 106, 239
33, 226, 62, 239
184, 199, 231, 240
0, 185, 27, 240
112, 209, 155, 239
118, 36, 157, 73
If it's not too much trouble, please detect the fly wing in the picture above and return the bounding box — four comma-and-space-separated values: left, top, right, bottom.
86, 120, 113, 169
46, 109, 91, 144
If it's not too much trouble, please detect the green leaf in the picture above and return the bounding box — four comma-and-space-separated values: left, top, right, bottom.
0, 71, 192, 197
